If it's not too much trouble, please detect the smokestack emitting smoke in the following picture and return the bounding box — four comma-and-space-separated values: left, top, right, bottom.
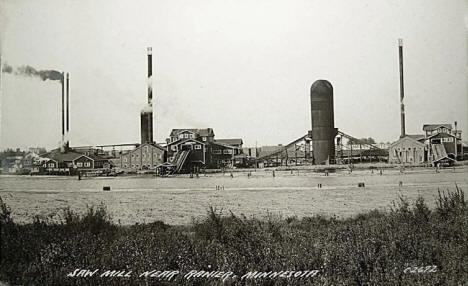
1, 60, 69, 150
141, 47, 154, 144
1, 61, 12, 73
398, 38, 406, 138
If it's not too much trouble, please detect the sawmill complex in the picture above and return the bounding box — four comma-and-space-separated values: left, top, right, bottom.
1, 40, 467, 176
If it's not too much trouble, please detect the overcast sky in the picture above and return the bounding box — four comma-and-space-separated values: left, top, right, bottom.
0, 0, 467, 150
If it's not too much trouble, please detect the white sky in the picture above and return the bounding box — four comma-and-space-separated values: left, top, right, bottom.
1, 0, 467, 150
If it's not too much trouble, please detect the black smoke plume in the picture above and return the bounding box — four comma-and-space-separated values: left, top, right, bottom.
2, 62, 13, 73
2, 63, 62, 81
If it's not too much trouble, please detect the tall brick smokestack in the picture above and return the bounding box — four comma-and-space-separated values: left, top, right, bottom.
398, 39, 406, 138
141, 47, 153, 144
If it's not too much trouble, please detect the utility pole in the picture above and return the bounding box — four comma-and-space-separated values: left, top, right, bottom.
454, 121, 458, 160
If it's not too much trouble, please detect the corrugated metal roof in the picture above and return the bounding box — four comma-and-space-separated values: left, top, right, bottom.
215, 139, 243, 146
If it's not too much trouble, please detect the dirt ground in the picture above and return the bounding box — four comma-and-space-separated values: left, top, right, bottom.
1, 165, 467, 225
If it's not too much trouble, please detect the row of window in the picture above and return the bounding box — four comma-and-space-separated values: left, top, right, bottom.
123, 163, 159, 168
171, 135, 209, 142
125, 153, 162, 162
170, 144, 203, 151
168, 147, 233, 154
43, 162, 91, 168
212, 149, 233, 155
130, 153, 162, 158
396, 147, 423, 151
76, 162, 92, 167
427, 128, 450, 135
179, 133, 195, 139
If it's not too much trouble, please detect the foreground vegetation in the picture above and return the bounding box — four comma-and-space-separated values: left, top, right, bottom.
1, 187, 467, 285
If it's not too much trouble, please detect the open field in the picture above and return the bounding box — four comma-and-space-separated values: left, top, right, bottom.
1, 187, 467, 285
1, 166, 467, 225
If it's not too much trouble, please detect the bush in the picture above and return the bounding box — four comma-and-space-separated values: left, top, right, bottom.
0, 196, 13, 225
0, 188, 467, 285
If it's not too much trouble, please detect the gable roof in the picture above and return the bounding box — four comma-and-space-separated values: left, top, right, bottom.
423, 124, 452, 132
72, 154, 95, 162
134, 142, 166, 152
46, 151, 84, 162
82, 153, 111, 162
41, 148, 111, 163
169, 128, 214, 138
215, 139, 243, 146
389, 136, 425, 148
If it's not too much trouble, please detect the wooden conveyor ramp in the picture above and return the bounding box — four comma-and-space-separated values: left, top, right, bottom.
171, 150, 190, 174
336, 131, 382, 150
431, 144, 448, 163
255, 130, 385, 162
256, 134, 308, 160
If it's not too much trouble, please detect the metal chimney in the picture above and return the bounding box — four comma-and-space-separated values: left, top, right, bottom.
66, 73, 70, 150
147, 47, 153, 104
66, 73, 69, 133
61, 72, 65, 150
398, 39, 406, 138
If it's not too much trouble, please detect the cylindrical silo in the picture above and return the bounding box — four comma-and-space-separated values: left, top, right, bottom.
310, 80, 337, 164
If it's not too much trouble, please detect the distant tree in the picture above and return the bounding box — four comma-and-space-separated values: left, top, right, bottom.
347, 137, 376, 146
366, 137, 376, 144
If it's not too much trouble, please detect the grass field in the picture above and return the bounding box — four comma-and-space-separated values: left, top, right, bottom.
1, 187, 467, 285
